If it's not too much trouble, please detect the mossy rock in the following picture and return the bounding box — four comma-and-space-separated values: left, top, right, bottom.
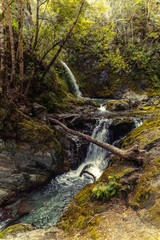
106, 99, 130, 111
18, 119, 54, 143
119, 116, 160, 227
57, 166, 139, 233
0, 223, 35, 239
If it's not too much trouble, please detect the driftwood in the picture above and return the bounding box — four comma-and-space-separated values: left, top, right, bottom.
80, 170, 96, 181
48, 117, 145, 162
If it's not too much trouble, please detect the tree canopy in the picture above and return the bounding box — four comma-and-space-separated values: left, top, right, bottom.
0, 0, 160, 102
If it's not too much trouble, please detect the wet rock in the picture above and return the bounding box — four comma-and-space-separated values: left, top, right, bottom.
107, 99, 130, 111
14, 144, 53, 172
109, 117, 137, 143
17, 200, 34, 216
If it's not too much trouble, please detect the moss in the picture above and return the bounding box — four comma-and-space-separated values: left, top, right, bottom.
57, 183, 108, 233
19, 119, 54, 143
121, 116, 160, 149
58, 167, 138, 233
99, 166, 135, 182
89, 224, 103, 239
0, 224, 34, 239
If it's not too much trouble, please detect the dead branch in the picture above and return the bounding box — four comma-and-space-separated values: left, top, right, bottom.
48, 117, 145, 162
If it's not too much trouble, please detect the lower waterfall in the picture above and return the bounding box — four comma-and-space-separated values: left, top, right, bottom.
1, 117, 141, 229
17, 119, 112, 228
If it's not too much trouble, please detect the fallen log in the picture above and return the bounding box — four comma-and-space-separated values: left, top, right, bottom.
48, 117, 145, 162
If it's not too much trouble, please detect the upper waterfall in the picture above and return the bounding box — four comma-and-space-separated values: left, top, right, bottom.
61, 61, 82, 98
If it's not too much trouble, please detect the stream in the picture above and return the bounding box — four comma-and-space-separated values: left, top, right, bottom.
15, 118, 112, 228
0, 63, 142, 231
10, 116, 140, 229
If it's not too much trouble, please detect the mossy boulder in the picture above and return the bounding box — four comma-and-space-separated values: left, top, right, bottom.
0, 224, 35, 239
106, 99, 130, 111
119, 116, 160, 227
58, 114, 160, 231
57, 165, 140, 233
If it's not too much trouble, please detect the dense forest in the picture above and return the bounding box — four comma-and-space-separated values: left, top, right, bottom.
0, 0, 160, 108
0, 1, 160, 239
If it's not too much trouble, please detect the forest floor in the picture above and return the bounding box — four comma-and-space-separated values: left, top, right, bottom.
3, 201, 160, 240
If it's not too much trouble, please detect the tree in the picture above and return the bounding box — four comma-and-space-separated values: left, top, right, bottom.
0, 0, 5, 94
48, 117, 145, 162
41, 0, 86, 80
17, 0, 24, 94
6, 0, 16, 88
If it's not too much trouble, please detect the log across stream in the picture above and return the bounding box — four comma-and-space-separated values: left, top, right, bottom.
0, 117, 143, 230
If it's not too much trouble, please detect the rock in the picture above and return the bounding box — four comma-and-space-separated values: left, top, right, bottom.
122, 91, 148, 102
0, 224, 60, 240
32, 103, 47, 120
107, 99, 130, 111
0, 189, 11, 205
14, 144, 53, 172
109, 117, 137, 143
17, 200, 34, 216
0, 224, 35, 239
120, 116, 160, 228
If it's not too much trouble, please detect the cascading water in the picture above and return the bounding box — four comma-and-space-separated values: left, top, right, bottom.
98, 104, 107, 112
15, 119, 111, 228
0, 117, 142, 231
61, 61, 82, 98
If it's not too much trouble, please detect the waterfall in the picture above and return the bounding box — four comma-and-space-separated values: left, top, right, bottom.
61, 61, 82, 98
1, 117, 142, 230
82, 119, 111, 176
16, 118, 111, 228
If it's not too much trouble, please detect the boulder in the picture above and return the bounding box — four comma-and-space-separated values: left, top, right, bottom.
107, 99, 130, 111
14, 144, 54, 172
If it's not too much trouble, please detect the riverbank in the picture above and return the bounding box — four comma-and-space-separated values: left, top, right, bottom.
1, 93, 160, 239
1, 201, 160, 239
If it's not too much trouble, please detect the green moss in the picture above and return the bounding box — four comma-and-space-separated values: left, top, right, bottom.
58, 166, 137, 233
19, 119, 54, 143
121, 117, 160, 149
0, 224, 34, 239
57, 183, 106, 233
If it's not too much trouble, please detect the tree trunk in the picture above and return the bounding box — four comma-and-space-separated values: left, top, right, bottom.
48, 117, 145, 162
33, 0, 39, 50
41, 0, 85, 80
24, 69, 34, 96
0, 0, 5, 94
17, 0, 24, 94
6, 0, 16, 88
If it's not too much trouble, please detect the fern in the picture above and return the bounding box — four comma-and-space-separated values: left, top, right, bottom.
92, 174, 123, 202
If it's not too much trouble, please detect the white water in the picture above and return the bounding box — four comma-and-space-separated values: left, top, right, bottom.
98, 104, 107, 112
61, 61, 82, 98
15, 119, 111, 228
0, 117, 142, 230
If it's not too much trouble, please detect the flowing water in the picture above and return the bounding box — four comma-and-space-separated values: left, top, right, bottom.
61, 61, 82, 98
16, 119, 112, 228
98, 104, 107, 112
0, 117, 142, 230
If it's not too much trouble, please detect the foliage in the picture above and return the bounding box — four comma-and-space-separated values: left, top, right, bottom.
92, 174, 123, 201
1, 0, 160, 102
